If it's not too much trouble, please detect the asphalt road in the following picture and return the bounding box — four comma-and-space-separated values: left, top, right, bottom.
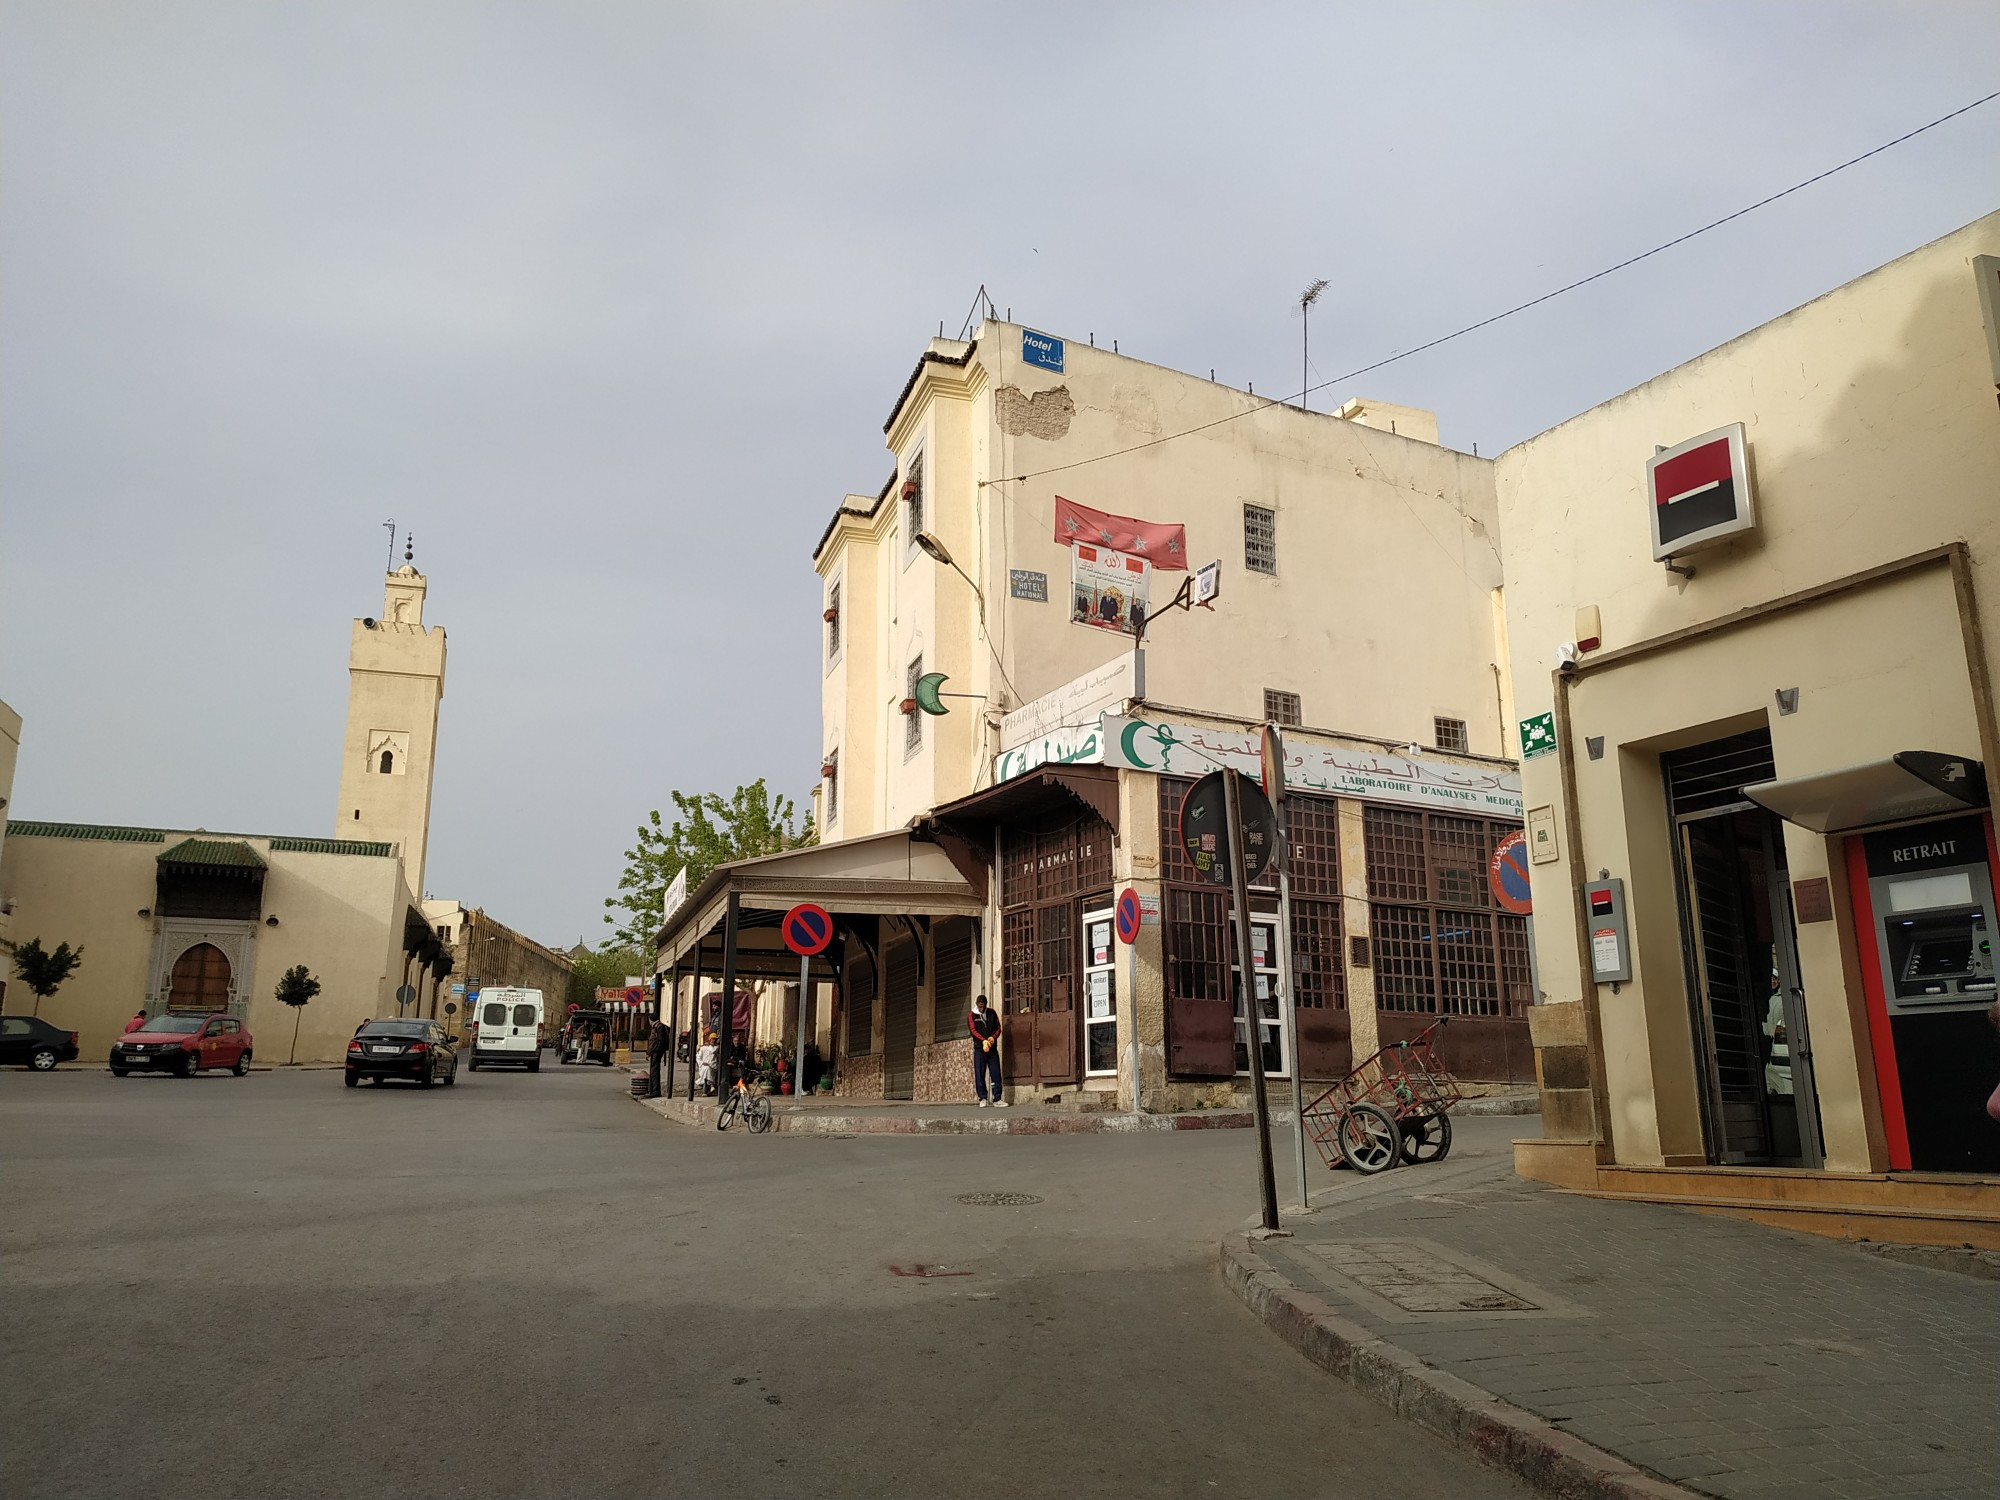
2, 1061, 1527, 1499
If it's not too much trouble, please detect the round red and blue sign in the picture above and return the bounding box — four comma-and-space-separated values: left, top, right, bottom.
781, 902, 834, 957
1489, 830, 1533, 915
1115, 887, 1143, 946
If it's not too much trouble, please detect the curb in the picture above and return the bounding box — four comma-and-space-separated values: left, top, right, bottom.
633, 1093, 1267, 1135
1219, 1234, 1699, 1500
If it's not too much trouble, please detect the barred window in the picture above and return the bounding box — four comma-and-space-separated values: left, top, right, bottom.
1290, 897, 1346, 1011
1165, 887, 1229, 1002
1264, 688, 1302, 727
1365, 808, 1527, 1018
1000, 807, 1114, 910
1434, 715, 1469, 753
1244, 504, 1276, 575
825, 580, 841, 660
1284, 792, 1341, 897
823, 750, 839, 825
1157, 776, 1200, 885
903, 451, 924, 552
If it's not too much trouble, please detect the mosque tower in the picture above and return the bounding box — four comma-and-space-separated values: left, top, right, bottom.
335, 541, 446, 894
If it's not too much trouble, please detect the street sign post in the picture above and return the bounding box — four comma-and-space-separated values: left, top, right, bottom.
1222, 768, 1282, 1232
782, 904, 835, 1105
1262, 722, 1312, 1215
1114, 888, 1143, 946
1488, 829, 1540, 1011
1179, 771, 1277, 885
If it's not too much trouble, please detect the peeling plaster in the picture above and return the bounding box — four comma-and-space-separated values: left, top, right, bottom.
995, 383, 1075, 441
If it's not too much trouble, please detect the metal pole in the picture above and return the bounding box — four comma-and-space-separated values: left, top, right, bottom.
647, 972, 664, 1099
1276, 862, 1310, 1210
1224, 769, 1281, 1231
717, 894, 741, 1095
794, 951, 812, 1107
665, 962, 680, 1098
686, 943, 703, 1102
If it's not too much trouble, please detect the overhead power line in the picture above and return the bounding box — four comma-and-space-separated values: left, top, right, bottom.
985, 87, 2000, 487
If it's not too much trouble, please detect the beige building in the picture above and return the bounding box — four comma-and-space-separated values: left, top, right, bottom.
656, 326, 1531, 1114
421, 899, 574, 1034
0, 566, 455, 1062
1498, 213, 2000, 1244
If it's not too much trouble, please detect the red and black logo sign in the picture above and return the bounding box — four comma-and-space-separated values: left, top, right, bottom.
1647, 423, 1753, 560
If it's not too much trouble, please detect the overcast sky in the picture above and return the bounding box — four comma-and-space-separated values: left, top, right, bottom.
3, 2, 1995, 949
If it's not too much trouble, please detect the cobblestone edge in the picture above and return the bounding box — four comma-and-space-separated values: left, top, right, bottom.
1218, 1233, 1700, 1500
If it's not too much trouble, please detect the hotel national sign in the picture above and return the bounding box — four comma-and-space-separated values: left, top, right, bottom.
1098, 716, 1522, 818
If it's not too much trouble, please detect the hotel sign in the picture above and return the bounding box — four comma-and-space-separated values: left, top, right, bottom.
1100, 715, 1522, 818
1648, 422, 1754, 561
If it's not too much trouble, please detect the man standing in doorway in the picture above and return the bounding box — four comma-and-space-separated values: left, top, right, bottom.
970, 995, 1005, 1108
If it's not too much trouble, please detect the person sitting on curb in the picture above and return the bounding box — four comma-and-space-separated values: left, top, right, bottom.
969, 994, 1006, 1108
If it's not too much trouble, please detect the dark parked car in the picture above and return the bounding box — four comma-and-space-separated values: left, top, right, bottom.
0, 1015, 81, 1071
345, 1019, 457, 1088
110, 1013, 252, 1076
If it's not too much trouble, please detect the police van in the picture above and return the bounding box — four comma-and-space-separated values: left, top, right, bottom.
469, 986, 545, 1072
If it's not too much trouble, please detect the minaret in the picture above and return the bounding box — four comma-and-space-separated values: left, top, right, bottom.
336, 540, 446, 894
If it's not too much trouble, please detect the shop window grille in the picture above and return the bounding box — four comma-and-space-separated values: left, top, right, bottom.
1001, 908, 1037, 1017
1001, 807, 1112, 911
845, 952, 875, 1054
1284, 792, 1341, 897
1165, 887, 1230, 1001
904, 655, 924, 754
1371, 904, 1438, 1013
1427, 814, 1492, 910
1433, 716, 1469, 752
1364, 806, 1428, 902
1290, 898, 1346, 1011
1434, 909, 1501, 1015
1662, 729, 1777, 818
1264, 688, 1302, 727
932, 917, 974, 1040
1158, 776, 1200, 884
1244, 504, 1277, 575
1498, 914, 1533, 1009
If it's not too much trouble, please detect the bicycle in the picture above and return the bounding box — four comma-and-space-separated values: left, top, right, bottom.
715, 1074, 773, 1134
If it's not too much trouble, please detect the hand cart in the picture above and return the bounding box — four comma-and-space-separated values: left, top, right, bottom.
1300, 1015, 1463, 1174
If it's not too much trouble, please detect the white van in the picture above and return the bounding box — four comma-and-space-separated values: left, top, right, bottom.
470, 987, 544, 1072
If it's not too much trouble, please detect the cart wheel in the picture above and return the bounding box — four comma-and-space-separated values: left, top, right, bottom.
1400, 1111, 1453, 1164
1337, 1103, 1401, 1174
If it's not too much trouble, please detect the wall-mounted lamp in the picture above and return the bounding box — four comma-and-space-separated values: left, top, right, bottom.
1775, 687, 1800, 716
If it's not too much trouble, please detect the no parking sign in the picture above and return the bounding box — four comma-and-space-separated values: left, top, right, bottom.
1489, 830, 1533, 915
782, 903, 834, 956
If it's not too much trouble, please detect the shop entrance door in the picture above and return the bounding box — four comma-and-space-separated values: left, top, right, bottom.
1666, 733, 1824, 1167
1001, 902, 1079, 1086
1082, 907, 1118, 1076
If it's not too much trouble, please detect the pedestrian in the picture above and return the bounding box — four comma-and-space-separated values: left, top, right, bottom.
123, 1009, 149, 1034
645, 1017, 668, 1098
969, 994, 1005, 1107
696, 1029, 719, 1096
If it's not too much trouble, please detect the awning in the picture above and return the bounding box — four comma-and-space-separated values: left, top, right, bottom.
928, 764, 1121, 833
1742, 751, 1987, 834
653, 828, 982, 975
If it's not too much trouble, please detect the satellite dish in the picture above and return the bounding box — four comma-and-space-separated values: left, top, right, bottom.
363, 617, 377, 629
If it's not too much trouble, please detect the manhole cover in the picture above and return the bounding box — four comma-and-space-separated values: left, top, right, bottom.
956, 1191, 1043, 1207
1308, 1241, 1540, 1314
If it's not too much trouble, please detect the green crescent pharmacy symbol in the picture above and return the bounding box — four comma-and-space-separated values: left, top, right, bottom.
914, 673, 951, 716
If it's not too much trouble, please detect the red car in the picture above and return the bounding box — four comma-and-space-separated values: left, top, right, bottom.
110, 1013, 253, 1077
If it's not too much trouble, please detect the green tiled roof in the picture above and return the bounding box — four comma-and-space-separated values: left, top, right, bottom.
157, 838, 268, 869
6, 822, 166, 843
268, 837, 394, 858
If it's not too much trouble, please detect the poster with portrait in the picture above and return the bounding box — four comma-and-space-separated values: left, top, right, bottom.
1070, 543, 1151, 637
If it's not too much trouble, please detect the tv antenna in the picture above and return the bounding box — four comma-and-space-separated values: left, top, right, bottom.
383, 520, 397, 572
1297, 279, 1329, 414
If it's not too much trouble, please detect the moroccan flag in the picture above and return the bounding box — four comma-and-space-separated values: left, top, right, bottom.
1052, 496, 1188, 569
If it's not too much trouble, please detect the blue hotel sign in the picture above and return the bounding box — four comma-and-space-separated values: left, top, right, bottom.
1021, 329, 1065, 373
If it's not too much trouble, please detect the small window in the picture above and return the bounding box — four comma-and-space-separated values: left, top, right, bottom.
905, 655, 924, 754
482, 1002, 507, 1027
824, 750, 839, 824
378, 750, 394, 774
825, 580, 842, 661
1264, 689, 1302, 727
1434, 716, 1470, 753
903, 452, 925, 554
436, 924, 450, 941
512, 1003, 538, 1028
1244, 504, 1276, 575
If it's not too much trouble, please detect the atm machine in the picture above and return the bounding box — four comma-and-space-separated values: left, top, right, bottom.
1854, 813, 2000, 1172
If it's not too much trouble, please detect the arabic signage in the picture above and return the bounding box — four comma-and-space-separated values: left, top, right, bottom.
999, 656, 1138, 750
1022, 328, 1064, 373
1101, 715, 1523, 817
1009, 569, 1048, 602
993, 722, 1103, 784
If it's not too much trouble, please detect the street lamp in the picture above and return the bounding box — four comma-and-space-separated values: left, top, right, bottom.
915, 531, 987, 627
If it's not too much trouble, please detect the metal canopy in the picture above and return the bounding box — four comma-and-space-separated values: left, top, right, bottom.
653, 828, 981, 973
1742, 751, 1988, 834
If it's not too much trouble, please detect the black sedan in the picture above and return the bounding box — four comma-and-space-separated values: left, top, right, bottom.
0, 1015, 80, 1071
344, 1020, 457, 1088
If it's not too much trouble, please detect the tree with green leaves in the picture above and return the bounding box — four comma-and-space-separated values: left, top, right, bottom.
8, 937, 84, 1018
274, 964, 322, 1065
602, 779, 815, 952
567, 945, 651, 1008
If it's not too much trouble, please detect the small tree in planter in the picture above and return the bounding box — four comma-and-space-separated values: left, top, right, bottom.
8, 937, 83, 1018
275, 964, 321, 1065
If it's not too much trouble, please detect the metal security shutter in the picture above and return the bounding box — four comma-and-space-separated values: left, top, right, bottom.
1663, 730, 1776, 818
845, 950, 875, 1058
883, 938, 920, 1099
933, 917, 974, 1042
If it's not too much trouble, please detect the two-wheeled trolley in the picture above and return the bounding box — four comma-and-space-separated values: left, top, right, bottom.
1300, 1015, 1463, 1174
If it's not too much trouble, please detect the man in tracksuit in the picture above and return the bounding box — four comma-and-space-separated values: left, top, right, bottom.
969, 995, 1006, 1108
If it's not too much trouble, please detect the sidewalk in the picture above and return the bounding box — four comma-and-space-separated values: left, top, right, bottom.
1221, 1124, 1998, 1500
628, 1073, 1536, 1136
